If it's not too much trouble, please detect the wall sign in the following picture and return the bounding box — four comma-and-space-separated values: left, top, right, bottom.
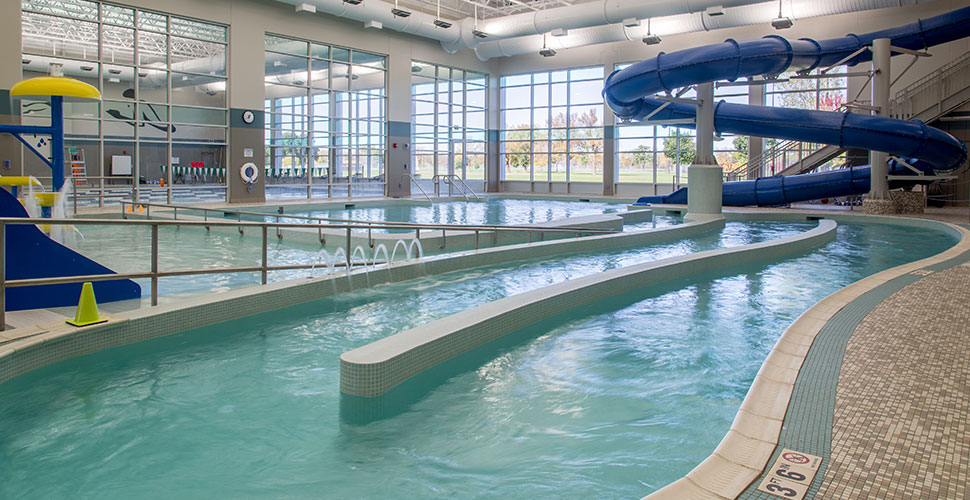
756, 449, 822, 499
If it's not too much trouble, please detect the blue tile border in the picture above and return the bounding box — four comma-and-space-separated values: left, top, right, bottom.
739, 243, 970, 499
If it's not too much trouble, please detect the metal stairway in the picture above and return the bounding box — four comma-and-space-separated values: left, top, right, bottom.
727, 49, 970, 180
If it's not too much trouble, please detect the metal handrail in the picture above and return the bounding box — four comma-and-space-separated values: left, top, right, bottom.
895, 50, 970, 101
432, 174, 481, 201
728, 52, 970, 181
402, 174, 432, 202
119, 201, 608, 238
0, 216, 616, 330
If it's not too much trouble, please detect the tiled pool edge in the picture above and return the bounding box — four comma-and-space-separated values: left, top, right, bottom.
645, 219, 970, 500
0, 216, 721, 386
339, 220, 838, 397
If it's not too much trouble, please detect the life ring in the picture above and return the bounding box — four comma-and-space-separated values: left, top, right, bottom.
240, 162, 259, 184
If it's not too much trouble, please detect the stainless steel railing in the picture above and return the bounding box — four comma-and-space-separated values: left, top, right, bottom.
118, 200, 611, 249
0, 215, 616, 330
401, 174, 432, 202
433, 174, 481, 201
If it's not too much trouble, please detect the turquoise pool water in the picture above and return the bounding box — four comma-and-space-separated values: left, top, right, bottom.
0, 221, 957, 499
266, 198, 628, 230
67, 215, 679, 298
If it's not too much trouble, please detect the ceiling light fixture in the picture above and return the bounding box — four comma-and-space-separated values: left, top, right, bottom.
772, 0, 793, 29
391, 0, 410, 17
551, 28, 568, 37
433, 0, 451, 28
622, 17, 640, 28
642, 18, 661, 45
705, 5, 724, 16
343, 0, 362, 5
539, 33, 556, 57
472, 5, 487, 38
80, 64, 95, 71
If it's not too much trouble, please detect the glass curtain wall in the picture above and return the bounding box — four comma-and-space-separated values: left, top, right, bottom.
763, 69, 847, 176
410, 61, 487, 196
613, 63, 749, 189
499, 67, 604, 185
20, 0, 229, 206
264, 35, 386, 200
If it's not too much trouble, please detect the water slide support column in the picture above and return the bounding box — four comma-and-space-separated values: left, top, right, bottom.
686, 82, 723, 221
864, 37, 895, 214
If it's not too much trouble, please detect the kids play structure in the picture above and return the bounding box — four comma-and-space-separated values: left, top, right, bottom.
0, 76, 140, 311
603, 7, 970, 206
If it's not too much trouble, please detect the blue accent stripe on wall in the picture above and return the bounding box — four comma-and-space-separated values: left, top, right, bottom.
229, 108, 264, 129
604, 125, 615, 140
389, 121, 410, 137
0, 90, 11, 116
488, 129, 499, 142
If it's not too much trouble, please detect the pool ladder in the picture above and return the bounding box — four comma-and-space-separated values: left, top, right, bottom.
432, 174, 480, 201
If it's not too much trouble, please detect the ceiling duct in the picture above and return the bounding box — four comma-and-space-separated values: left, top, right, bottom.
473, 0, 927, 60
274, 0, 776, 53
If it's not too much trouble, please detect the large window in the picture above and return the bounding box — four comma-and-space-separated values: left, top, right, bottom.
614, 63, 749, 186
499, 67, 604, 183
264, 35, 386, 200
21, 0, 229, 204
411, 61, 487, 195
762, 69, 847, 176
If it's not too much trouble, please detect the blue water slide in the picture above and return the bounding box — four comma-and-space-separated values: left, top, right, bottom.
603, 7, 970, 206
0, 187, 141, 311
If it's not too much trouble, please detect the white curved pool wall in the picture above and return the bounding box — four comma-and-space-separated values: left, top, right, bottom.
339, 220, 838, 397
0, 212, 731, 385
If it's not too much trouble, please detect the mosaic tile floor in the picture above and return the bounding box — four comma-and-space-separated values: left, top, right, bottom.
815, 265, 970, 499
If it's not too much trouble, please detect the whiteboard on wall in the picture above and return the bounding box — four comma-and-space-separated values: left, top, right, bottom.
111, 155, 132, 176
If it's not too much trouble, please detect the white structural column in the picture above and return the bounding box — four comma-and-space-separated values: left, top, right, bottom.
869, 37, 891, 200
687, 82, 723, 219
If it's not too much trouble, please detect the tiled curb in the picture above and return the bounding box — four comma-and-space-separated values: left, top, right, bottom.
339, 220, 837, 397
0, 217, 719, 386
647, 219, 969, 500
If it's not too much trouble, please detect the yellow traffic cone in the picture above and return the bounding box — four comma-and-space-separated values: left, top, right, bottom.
66, 282, 108, 327
138, 204, 144, 212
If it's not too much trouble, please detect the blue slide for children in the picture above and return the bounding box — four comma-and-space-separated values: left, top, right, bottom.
0, 187, 140, 311
602, 7, 970, 206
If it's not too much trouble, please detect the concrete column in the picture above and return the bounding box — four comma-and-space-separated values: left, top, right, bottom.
868, 37, 891, 200
601, 65, 616, 196
687, 82, 722, 220
486, 74, 501, 193
602, 125, 615, 196
384, 39, 412, 198
226, 1, 266, 204
0, 0, 22, 177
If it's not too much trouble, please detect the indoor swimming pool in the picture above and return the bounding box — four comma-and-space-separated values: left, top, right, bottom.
66, 213, 679, 298
253, 198, 629, 230
0, 220, 957, 499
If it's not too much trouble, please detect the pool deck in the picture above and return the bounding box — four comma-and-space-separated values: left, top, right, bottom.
650, 205, 970, 499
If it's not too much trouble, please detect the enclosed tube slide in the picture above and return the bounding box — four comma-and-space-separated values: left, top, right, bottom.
603, 7, 970, 206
